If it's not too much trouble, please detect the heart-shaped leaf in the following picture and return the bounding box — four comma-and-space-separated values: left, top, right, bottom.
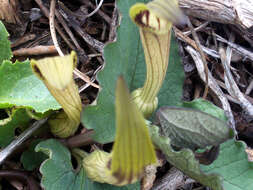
150, 124, 253, 190
155, 106, 233, 149
0, 60, 60, 113
35, 139, 140, 190
21, 139, 48, 171
183, 98, 227, 121
0, 108, 31, 147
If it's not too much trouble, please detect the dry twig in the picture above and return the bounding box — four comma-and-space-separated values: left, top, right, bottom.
13, 45, 57, 56
48, 0, 100, 89
151, 167, 190, 190
54, 10, 84, 54
109, 3, 119, 42
216, 34, 253, 62
60, 130, 94, 148
35, 0, 75, 50
11, 34, 36, 48
186, 17, 209, 99
246, 80, 253, 95
59, 8, 105, 52
219, 48, 253, 117
49, 0, 64, 56
0, 0, 21, 24
78, 0, 111, 24
178, 0, 253, 30
183, 21, 209, 36
173, 27, 218, 60
86, 0, 104, 18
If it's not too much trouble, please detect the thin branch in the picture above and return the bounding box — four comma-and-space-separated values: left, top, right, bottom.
151, 167, 187, 190
35, 0, 76, 50
13, 45, 57, 56
58, 4, 104, 52
246, 80, 253, 95
79, 65, 102, 92
216, 34, 253, 62
173, 26, 218, 59
54, 9, 83, 52
178, 0, 253, 30
86, 0, 104, 18
186, 17, 209, 99
219, 47, 253, 116
35, 0, 100, 89
76, 0, 111, 24
49, 0, 64, 56
183, 21, 209, 36
11, 34, 36, 48
74, 68, 100, 89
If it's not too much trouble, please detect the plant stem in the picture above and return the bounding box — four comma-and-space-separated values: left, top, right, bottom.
132, 28, 171, 118
139, 28, 171, 104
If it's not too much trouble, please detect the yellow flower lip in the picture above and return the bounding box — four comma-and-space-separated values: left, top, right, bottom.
31, 51, 76, 90
130, 3, 172, 34
130, 0, 185, 34
111, 76, 157, 184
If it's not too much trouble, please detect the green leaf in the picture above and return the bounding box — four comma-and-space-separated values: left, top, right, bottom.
0, 60, 61, 113
36, 139, 140, 190
21, 139, 48, 171
183, 98, 227, 121
81, 0, 184, 143
149, 124, 253, 190
149, 124, 222, 190
0, 21, 12, 63
0, 108, 31, 147
155, 106, 233, 149
201, 140, 253, 190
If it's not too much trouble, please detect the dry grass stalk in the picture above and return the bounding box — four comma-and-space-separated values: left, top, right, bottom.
0, 0, 21, 24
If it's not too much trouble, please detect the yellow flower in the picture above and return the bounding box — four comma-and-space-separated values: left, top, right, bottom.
83, 77, 157, 186
31, 51, 82, 138
130, 0, 183, 118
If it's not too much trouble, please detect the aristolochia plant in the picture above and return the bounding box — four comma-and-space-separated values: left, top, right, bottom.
130, 0, 183, 118
82, 76, 157, 186
31, 51, 82, 138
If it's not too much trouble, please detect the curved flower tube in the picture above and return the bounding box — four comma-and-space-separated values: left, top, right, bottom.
130, 0, 183, 118
31, 51, 82, 138
82, 77, 157, 186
